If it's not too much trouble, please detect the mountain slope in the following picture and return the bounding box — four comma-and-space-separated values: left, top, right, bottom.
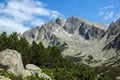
22, 16, 120, 66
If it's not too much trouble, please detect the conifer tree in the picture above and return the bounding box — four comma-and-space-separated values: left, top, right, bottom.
0, 32, 8, 51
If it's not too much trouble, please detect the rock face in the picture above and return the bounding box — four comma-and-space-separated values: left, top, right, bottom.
63, 16, 106, 39
100, 18, 120, 66
0, 49, 24, 74
104, 19, 120, 50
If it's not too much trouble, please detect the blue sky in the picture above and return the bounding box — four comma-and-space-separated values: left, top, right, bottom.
0, 0, 120, 34
43, 0, 120, 24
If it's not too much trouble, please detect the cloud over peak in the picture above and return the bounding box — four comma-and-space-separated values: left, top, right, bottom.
0, 0, 62, 34
98, 5, 120, 24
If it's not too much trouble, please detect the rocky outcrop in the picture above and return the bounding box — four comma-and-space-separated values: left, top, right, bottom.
63, 16, 106, 40
0, 49, 24, 74
106, 19, 120, 39
78, 22, 106, 40
63, 16, 82, 34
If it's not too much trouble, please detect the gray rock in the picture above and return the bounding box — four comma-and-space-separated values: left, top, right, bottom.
0, 49, 24, 74
26, 64, 51, 80
38, 72, 51, 80
116, 76, 120, 80
0, 76, 11, 80
19, 70, 32, 78
78, 22, 106, 40
0, 50, 51, 79
63, 16, 83, 34
103, 18, 120, 50
26, 64, 42, 74
56, 17, 66, 26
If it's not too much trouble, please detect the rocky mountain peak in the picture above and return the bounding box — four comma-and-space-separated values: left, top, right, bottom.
22, 16, 110, 63
63, 16, 84, 34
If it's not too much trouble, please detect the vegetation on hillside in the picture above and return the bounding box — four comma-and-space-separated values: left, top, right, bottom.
0, 32, 111, 80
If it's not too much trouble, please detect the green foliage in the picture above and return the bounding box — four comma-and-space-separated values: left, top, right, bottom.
25, 76, 46, 80
0, 70, 49, 80
97, 74, 111, 80
7, 32, 19, 50
43, 64, 97, 80
17, 37, 30, 65
0, 32, 8, 51
0, 70, 23, 80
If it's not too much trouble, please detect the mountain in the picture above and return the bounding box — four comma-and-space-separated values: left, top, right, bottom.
22, 16, 120, 67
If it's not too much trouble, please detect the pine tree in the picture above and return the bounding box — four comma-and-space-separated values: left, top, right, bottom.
17, 37, 29, 65
0, 32, 8, 51
8, 32, 19, 50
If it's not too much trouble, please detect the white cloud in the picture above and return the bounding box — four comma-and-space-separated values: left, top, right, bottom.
31, 19, 44, 26
104, 11, 114, 20
98, 5, 120, 23
0, 16, 29, 34
0, 0, 62, 34
101, 5, 114, 10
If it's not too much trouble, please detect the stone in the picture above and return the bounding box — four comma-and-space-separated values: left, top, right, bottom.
38, 72, 51, 80
0, 76, 11, 80
116, 76, 120, 80
0, 49, 24, 74
19, 70, 32, 78
26, 64, 51, 80
26, 64, 42, 74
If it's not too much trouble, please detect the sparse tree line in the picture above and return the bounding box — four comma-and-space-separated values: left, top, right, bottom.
0, 32, 111, 80
0, 32, 64, 68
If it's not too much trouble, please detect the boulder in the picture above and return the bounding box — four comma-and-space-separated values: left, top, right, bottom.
26, 64, 42, 73
116, 76, 120, 80
19, 70, 32, 78
38, 72, 51, 80
26, 64, 51, 80
0, 76, 11, 80
0, 49, 24, 74
0, 49, 51, 79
